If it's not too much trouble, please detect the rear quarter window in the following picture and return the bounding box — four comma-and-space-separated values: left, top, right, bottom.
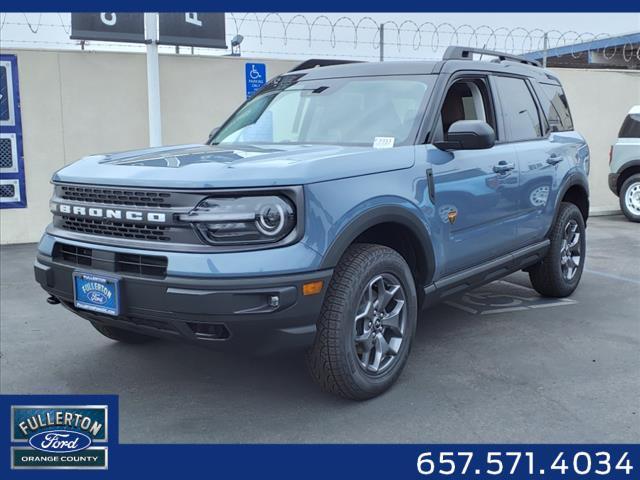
539, 83, 574, 132
618, 114, 640, 138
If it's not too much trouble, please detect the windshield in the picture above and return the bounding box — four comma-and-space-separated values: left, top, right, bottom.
211, 75, 434, 147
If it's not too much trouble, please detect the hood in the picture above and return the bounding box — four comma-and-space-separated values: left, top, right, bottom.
52, 143, 415, 189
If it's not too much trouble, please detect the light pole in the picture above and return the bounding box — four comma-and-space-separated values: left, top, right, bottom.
145, 12, 162, 147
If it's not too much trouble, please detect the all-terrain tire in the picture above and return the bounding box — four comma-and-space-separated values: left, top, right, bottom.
306, 244, 417, 400
529, 202, 586, 298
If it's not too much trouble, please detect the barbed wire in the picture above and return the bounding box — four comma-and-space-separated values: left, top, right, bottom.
0, 13, 71, 34
227, 13, 639, 61
1, 12, 638, 63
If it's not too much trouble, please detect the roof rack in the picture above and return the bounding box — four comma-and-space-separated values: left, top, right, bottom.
443, 46, 541, 67
288, 59, 363, 73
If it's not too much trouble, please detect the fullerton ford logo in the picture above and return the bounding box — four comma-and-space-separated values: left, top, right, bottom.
82, 282, 112, 305
51, 202, 167, 223
11, 404, 110, 470
28, 430, 92, 453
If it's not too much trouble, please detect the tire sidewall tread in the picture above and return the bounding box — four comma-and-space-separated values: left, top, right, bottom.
619, 174, 640, 222
307, 243, 417, 400
529, 202, 586, 298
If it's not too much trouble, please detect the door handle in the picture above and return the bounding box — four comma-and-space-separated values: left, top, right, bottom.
546, 155, 562, 165
493, 161, 515, 174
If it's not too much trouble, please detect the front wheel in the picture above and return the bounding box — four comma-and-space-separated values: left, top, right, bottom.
529, 202, 586, 298
619, 174, 640, 222
306, 244, 417, 400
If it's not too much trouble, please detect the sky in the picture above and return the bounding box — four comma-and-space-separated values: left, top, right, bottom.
1, 12, 639, 61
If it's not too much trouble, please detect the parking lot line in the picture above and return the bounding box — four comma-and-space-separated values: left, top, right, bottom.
444, 301, 478, 314
479, 306, 529, 315
528, 301, 576, 309
584, 269, 640, 285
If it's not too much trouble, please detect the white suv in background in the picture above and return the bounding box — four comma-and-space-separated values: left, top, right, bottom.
609, 106, 640, 222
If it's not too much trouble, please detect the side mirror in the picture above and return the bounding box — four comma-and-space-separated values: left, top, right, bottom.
434, 120, 496, 151
207, 127, 220, 143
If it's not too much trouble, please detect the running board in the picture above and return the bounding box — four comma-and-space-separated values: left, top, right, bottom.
422, 240, 550, 307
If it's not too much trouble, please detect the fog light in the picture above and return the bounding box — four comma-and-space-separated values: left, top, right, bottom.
268, 295, 280, 307
302, 280, 324, 296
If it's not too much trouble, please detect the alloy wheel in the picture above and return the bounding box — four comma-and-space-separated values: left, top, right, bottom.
353, 273, 407, 374
560, 219, 581, 281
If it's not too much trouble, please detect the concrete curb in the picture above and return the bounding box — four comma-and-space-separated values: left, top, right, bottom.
589, 208, 622, 217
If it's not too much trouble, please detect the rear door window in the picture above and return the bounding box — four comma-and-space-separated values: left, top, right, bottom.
493, 76, 543, 142
619, 113, 640, 138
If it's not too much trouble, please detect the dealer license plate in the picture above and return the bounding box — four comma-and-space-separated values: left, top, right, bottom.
73, 272, 120, 316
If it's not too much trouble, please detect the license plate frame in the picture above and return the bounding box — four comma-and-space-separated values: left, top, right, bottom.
73, 271, 121, 316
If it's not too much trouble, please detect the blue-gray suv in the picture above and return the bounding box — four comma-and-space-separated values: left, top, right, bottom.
35, 47, 590, 399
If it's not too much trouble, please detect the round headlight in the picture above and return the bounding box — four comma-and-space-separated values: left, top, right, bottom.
256, 203, 286, 236
181, 195, 296, 245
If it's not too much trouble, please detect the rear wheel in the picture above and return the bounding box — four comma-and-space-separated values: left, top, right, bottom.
619, 174, 640, 222
90, 322, 155, 344
306, 244, 417, 400
529, 202, 586, 298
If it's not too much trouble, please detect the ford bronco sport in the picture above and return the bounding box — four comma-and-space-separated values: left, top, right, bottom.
35, 47, 590, 400
609, 105, 640, 222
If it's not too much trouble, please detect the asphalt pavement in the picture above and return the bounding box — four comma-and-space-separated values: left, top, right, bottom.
1, 215, 638, 443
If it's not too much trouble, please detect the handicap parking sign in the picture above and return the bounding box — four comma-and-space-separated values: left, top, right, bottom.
245, 63, 266, 99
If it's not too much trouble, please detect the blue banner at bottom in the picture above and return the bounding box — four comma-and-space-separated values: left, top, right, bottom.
1, 395, 638, 479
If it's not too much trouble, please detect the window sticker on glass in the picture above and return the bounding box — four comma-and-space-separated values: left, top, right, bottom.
373, 137, 395, 149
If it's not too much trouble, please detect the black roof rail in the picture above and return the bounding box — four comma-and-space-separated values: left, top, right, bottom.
288, 59, 363, 73
443, 46, 541, 67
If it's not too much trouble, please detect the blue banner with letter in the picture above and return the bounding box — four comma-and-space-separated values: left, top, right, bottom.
1, 394, 638, 479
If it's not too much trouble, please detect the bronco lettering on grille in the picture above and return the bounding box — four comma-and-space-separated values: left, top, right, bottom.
52, 203, 167, 223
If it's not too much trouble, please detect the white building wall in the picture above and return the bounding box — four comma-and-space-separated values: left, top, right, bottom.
551, 68, 640, 214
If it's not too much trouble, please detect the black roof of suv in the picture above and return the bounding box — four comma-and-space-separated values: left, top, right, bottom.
286, 46, 559, 84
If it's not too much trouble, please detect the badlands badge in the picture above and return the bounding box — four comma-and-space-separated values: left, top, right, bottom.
11, 405, 109, 469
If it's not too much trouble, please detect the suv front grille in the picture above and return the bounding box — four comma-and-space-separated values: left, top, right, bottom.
59, 185, 172, 207
116, 253, 168, 277
60, 216, 171, 242
54, 243, 168, 278
52, 183, 209, 247
57, 243, 93, 266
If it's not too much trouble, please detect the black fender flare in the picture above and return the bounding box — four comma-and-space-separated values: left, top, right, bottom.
616, 160, 640, 190
616, 159, 640, 175
319, 205, 437, 284
548, 174, 590, 236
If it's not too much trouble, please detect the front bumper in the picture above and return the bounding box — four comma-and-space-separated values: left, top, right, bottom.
35, 252, 332, 354
608, 172, 620, 196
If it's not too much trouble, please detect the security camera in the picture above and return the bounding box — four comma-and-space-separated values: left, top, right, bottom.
231, 35, 244, 47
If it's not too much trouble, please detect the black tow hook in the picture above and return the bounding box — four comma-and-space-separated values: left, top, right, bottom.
46, 295, 61, 305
